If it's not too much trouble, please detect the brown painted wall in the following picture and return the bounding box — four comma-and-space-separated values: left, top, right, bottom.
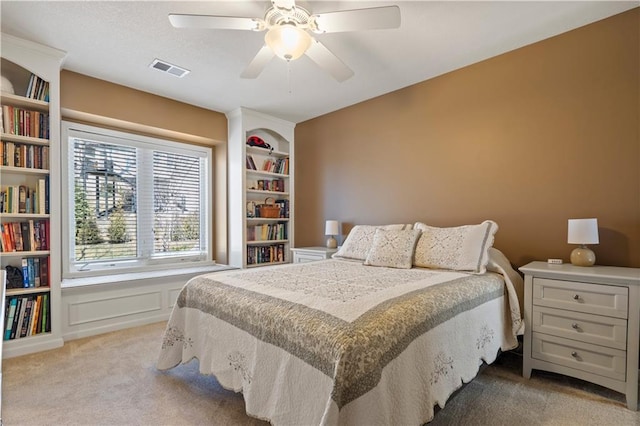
60, 71, 229, 263
295, 8, 640, 268
60, 70, 227, 143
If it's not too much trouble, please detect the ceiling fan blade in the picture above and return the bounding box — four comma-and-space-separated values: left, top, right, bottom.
168, 14, 260, 31
305, 39, 354, 82
240, 46, 275, 79
311, 6, 401, 33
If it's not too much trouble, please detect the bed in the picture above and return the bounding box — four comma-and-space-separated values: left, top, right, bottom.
157, 222, 524, 425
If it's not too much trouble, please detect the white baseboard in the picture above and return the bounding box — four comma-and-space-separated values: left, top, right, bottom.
3, 334, 64, 359
62, 313, 170, 341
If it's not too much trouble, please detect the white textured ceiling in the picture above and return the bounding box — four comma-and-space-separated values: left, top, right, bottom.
1, 1, 636, 123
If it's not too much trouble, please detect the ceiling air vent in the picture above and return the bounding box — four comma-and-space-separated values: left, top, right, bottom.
149, 59, 190, 78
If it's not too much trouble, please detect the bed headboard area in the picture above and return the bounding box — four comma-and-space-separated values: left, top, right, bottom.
293, 8, 639, 269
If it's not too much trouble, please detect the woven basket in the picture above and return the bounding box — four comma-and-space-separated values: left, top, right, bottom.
258, 197, 280, 218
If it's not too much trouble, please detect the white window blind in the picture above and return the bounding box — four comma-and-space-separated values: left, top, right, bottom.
62, 122, 212, 277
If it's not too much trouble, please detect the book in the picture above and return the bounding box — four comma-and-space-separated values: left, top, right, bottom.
33, 221, 41, 251
40, 255, 49, 287
11, 298, 26, 340
31, 295, 41, 336
34, 257, 41, 286
20, 297, 33, 338
12, 222, 23, 251
20, 221, 31, 251
246, 154, 257, 170
4, 297, 17, 340
29, 220, 36, 251
35, 294, 44, 334
9, 298, 23, 339
3, 222, 14, 252
18, 185, 27, 213
39, 219, 48, 250
38, 178, 46, 214
41, 293, 48, 333
21, 257, 29, 288
27, 257, 35, 287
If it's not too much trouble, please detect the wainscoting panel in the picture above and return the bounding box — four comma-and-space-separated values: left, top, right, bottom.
67, 291, 163, 326
60, 270, 214, 342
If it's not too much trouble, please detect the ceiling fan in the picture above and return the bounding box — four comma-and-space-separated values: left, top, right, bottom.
168, 0, 401, 82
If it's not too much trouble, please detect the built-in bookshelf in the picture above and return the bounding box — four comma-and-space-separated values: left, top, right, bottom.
227, 108, 295, 268
1, 34, 65, 358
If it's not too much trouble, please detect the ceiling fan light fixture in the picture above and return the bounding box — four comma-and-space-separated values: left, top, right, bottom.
265, 24, 311, 61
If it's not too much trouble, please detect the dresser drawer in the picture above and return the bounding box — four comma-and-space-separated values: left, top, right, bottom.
293, 253, 326, 263
532, 306, 627, 350
532, 332, 626, 381
533, 278, 628, 319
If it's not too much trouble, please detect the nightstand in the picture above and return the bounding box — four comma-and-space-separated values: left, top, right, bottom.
519, 261, 640, 410
290, 247, 338, 263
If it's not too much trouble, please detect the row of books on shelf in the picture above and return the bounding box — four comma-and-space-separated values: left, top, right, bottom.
1, 105, 50, 139
1, 141, 50, 169
0, 219, 50, 252
246, 154, 289, 175
3, 292, 51, 341
25, 73, 50, 102
5, 257, 50, 289
247, 199, 289, 219
1, 178, 49, 214
247, 178, 286, 193
247, 243, 286, 265
247, 222, 288, 242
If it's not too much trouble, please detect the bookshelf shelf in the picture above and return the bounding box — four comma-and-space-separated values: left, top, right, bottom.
1, 133, 49, 145
247, 239, 289, 245
6, 287, 50, 297
246, 169, 288, 178
0, 251, 50, 257
246, 261, 287, 268
227, 108, 295, 268
246, 146, 289, 158
1, 34, 65, 358
246, 189, 290, 196
0, 213, 50, 219
0, 166, 50, 175
246, 217, 289, 222
0, 93, 48, 111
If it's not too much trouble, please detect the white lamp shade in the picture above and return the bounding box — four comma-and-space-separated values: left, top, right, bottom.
265, 24, 312, 61
568, 218, 599, 245
325, 220, 339, 236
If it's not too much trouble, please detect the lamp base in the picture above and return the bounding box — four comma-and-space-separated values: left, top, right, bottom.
326, 236, 337, 249
570, 245, 596, 266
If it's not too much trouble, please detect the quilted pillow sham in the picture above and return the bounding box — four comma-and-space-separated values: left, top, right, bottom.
413, 220, 498, 274
364, 228, 422, 269
332, 224, 413, 261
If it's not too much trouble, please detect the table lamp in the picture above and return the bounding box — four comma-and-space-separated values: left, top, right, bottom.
325, 220, 339, 249
567, 218, 599, 266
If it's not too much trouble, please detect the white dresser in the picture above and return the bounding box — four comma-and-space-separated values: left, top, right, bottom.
520, 262, 640, 410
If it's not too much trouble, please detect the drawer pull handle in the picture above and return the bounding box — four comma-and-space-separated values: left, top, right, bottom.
571, 351, 579, 358
573, 294, 580, 301
571, 323, 580, 330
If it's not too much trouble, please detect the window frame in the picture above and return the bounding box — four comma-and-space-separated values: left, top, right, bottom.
61, 121, 214, 280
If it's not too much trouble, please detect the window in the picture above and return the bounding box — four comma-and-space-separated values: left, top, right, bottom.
62, 121, 212, 278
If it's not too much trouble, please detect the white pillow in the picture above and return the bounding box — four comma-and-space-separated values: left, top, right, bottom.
364, 228, 422, 269
413, 220, 498, 273
332, 224, 413, 261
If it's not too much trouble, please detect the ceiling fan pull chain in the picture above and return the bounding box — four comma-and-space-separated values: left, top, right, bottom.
287, 60, 292, 94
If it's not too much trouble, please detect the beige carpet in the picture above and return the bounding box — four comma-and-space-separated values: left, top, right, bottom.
2, 321, 639, 425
